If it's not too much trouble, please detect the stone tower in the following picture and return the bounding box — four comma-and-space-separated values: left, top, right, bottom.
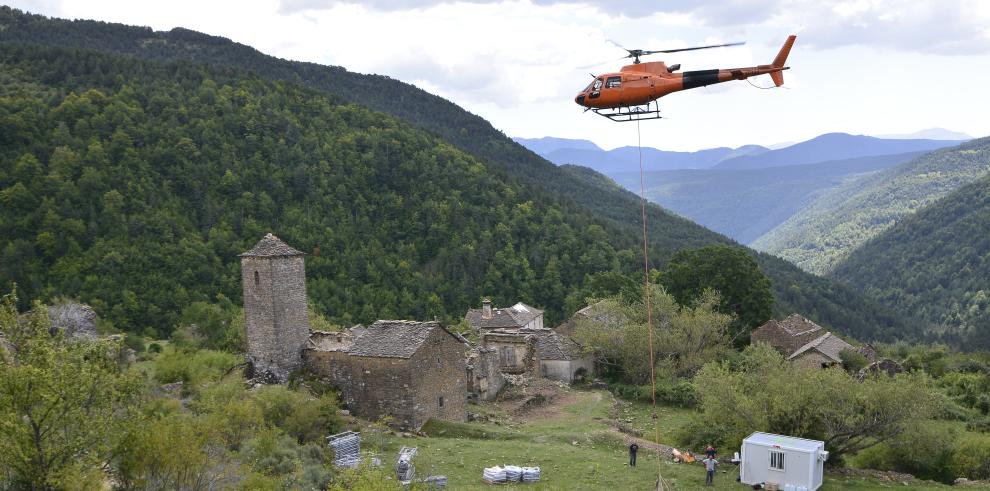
240, 233, 309, 383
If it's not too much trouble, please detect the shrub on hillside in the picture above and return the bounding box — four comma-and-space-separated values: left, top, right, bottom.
685, 344, 939, 463
952, 434, 990, 480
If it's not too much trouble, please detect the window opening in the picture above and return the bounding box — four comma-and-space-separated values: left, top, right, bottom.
606, 76, 621, 88
438, 396, 444, 408
254, 271, 259, 285
770, 451, 784, 471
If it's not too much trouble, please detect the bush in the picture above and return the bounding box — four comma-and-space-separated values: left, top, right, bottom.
878, 421, 960, 482
253, 385, 343, 444
952, 434, 990, 480
152, 347, 242, 388
839, 348, 868, 373
689, 344, 939, 462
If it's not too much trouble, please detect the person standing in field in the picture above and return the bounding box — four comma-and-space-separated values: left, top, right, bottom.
702, 454, 717, 486
629, 443, 639, 467
705, 444, 716, 459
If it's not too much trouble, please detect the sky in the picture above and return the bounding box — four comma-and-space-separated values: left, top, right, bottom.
7, 0, 990, 151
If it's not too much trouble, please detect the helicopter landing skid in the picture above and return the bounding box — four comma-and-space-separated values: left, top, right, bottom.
592, 102, 662, 122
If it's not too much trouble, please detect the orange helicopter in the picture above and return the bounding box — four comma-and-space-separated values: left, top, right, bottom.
575, 35, 796, 121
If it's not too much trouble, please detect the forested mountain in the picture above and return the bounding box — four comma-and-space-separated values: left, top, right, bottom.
608, 151, 922, 244
753, 138, 990, 274
0, 7, 917, 342
713, 132, 964, 170
831, 173, 990, 349
0, 44, 639, 335
560, 165, 913, 341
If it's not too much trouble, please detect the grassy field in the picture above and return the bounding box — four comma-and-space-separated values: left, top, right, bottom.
363, 388, 988, 490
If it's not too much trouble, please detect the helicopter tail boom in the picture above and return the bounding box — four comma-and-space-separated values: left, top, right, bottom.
770, 35, 796, 86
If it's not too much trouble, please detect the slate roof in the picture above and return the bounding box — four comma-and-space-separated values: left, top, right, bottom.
239, 233, 305, 257
751, 313, 826, 354
788, 332, 854, 363
347, 320, 456, 358
523, 328, 586, 361
775, 314, 824, 337
465, 302, 544, 329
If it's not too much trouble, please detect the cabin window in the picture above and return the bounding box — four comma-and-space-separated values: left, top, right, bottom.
438, 396, 444, 408
253, 271, 259, 285
770, 451, 785, 471
592, 78, 603, 91
605, 76, 621, 88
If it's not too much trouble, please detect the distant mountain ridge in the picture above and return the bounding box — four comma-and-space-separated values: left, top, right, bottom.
511, 136, 601, 155
878, 128, 974, 141
609, 151, 925, 244
713, 133, 965, 170
753, 137, 990, 275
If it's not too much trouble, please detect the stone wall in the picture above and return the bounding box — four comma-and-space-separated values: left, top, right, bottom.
790, 351, 835, 370
242, 255, 309, 383
409, 327, 468, 427
482, 332, 537, 376
467, 347, 505, 401
540, 357, 594, 383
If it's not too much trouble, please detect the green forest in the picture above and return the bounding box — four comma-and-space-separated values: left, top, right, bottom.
831, 172, 990, 349
0, 43, 646, 335
0, 6, 916, 343
753, 137, 990, 275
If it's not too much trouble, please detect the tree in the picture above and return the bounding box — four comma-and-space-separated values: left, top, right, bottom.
684, 344, 939, 462
0, 289, 142, 489
662, 245, 773, 344
573, 284, 733, 383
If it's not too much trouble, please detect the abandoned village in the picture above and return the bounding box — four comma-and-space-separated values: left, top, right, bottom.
238, 233, 897, 430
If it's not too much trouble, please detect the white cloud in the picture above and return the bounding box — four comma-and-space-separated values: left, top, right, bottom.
7, 0, 990, 150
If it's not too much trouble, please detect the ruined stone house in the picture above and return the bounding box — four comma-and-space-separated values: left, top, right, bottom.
304, 320, 467, 429
465, 345, 505, 401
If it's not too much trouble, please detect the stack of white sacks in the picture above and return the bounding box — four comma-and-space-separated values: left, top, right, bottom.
482, 466, 507, 484
482, 465, 541, 484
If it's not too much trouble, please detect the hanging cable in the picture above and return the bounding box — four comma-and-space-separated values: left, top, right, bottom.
637, 120, 669, 491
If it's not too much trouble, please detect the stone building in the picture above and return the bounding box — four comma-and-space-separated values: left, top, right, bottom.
304, 320, 468, 429
240, 233, 309, 383
531, 328, 594, 383
751, 314, 869, 370
787, 332, 856, 370
750, 314, 826, 355
475, 326, 594, 383
465, 299, 544, 331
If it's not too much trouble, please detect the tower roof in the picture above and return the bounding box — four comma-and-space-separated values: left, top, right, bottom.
239, 233, 305, 257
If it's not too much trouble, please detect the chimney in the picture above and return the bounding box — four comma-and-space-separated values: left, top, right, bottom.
482, 298, 493, 319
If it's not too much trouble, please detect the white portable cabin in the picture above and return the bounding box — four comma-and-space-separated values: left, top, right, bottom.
740, 432, 829, 491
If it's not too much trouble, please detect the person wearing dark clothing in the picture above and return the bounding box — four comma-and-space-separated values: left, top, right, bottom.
629, 443, 639, 466
705, 444, 717, 459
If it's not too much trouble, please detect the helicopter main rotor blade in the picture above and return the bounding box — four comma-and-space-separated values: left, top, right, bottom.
641, 41, 745, 56
577, 55, 629, 70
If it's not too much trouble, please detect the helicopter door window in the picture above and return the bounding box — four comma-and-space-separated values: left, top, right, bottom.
605, 76, 621, 88
589, 78, 603, 99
